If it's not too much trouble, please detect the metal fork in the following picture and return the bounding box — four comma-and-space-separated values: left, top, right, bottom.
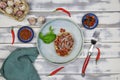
81, 31, 100, 77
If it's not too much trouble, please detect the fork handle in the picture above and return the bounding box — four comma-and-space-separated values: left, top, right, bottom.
81, 55, 91, 77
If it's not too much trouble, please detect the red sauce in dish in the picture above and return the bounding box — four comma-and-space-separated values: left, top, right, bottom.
83, 15, 95, 27
20, 28, 32, 40
54, 28, 74, 57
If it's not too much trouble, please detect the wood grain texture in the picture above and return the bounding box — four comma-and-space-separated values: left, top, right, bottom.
0, 74, 120, 80
38, 74, 120, 80
0, 43, 120, 59
27, 0, 120, 11
0, 28, 120, 44
0, 58, 120, 74
30, 58, 120, 74
0, 12, 120, 27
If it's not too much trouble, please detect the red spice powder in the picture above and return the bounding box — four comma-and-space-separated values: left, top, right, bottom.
20, 28, 32, 40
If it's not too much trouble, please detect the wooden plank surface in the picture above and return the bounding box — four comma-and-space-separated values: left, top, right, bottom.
37, 74, 120, 80
34, 58, 120, 74
0, 43, 120, 59
0, 28, 120, 43
27, 0, 120, 11
0, 12, 120, 27
0, 74, 120, 80
0, 58, 120, 74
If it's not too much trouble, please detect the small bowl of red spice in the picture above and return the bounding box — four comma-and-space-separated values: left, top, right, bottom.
82, 13, 99, 29
17, 26, 34, 43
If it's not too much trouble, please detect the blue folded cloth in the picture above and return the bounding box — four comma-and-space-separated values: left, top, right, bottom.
0, 47, 41, 80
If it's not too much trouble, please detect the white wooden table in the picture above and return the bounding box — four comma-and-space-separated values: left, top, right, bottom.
0, 0, 120, 80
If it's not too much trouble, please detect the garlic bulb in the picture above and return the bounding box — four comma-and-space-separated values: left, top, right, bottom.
19, 4, 26, 10
16, 10, 23, 17
37, 16, 46, 24
0, 1, 7, 9
7, 0, 14, 6
14, 0, 21, 3
2, 0, 8, 2
28, 17, 37, 25
14, 7, 19, 14
5, 7, 13, 14
14, 0, 21, 7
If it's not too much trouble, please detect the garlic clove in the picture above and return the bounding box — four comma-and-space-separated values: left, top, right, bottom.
0, 1, 7, 9
19, 3, 26, 11
7, 0, 14, 6
28, 17, 37, 25
37, 16, 46, 24
5, 7, 13, 14
16, 10, 23, 17
14, 0, 21, 3
14, 0, 21, 7
13, 7, 19, 14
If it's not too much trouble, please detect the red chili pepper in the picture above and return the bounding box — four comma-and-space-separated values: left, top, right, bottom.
48, 66, 64, 76
54, 8, 71, 17
96, 47, 101, 64
11, 27, 15, 45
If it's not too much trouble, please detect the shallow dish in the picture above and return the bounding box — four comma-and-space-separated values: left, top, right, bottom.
17, 26, 34, 43
37, 18, 84, 64
82, 13, 99, 29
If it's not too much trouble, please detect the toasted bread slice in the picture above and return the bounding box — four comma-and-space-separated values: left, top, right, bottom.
0, 0, 29, 21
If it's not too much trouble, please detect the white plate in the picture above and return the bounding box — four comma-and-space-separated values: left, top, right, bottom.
37, 18, 84, 64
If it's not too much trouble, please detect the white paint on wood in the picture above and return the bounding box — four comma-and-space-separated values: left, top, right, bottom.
0, 12, 120, 27
0, 77, 6, 80
0, 28, 119, 43
0, 58, 120, 74
0, 43, 120, 59
52, 0, 73, 4
27, 0, 120, 11
0, 74, 120, 80
39, 74, 120, 80
34, 58, 120, 74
